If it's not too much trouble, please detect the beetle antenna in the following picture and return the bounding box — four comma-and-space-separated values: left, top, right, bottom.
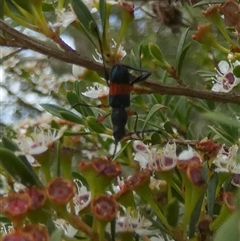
95, 27, 109, 84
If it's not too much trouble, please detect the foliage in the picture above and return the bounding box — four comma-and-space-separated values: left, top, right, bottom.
0, 0, 240, 241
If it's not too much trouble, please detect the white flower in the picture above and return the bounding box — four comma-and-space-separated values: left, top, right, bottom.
49, 8, 76, 28
231, 174, 240, 187
14, 126, 67, 157
178, 145, 202, 163
178, 145, 195, 161
111, 39, 127, 61
213, 145, 240, 174
0, 174, 10, 196
54, 219, 78, 237
133, 141, 177, 171
93, 49, 104, 64
150, 236, 171, 241
72, 65, 87, 79
133, 141, 157, 169
115, 208, 154, 235
72, 179, 91, 213
82, 83, 109, 98
112, 176, 125, 193
93, 39, 126, 63
0, 223, 13, 234
212, 60, 240, 93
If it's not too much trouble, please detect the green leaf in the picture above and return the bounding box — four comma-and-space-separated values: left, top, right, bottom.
86, 116, 109, 134
1, 137, 41, 180
113, 141, 132, 162
60, 111, 84, 125
208, 126, 236, 144
149, 43, 168, 69
193, 0, 225, 7
203, 112, 240, 129
42, 2, 55, 12
0, 0, 3, 19
41, 104, 69, 119
2, 136, 20, 152
0, 147, 43, 187
207, 173, 218, 217
233, 65, 240, 77
149, 43, 165, 62
213, 212, 240, 241
188, 100, 210, 113
99, 0, 108, 45
50, 229, 63, 241
66, 91, 94, 117
166, 198, 179, 227
71, 0, 98, 37
164, 121, 174, 134
42, 99, 86, 124
189, 195, 204, 238
197, 70, 216, 78
176, 27, 191, 76
0, 49, 22, 64
176, 42, 190, 76
142, 104, 165, 130
7, 0, 32, 14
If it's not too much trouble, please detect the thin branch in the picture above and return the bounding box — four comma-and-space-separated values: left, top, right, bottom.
1, 20, 240, 106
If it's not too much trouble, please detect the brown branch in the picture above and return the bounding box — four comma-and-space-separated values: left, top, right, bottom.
141, 81, 240, 105
1, 19, 240, 106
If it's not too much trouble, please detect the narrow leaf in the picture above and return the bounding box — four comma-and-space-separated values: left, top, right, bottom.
176, 27, 190, 75
189, 195, 204, 238
67, 91, 94, 117
142, 104, 165, 130
99, 0, 107, 44
207, 173, 218, 217
164, 121, 174, 134
60, 111, 84, 125
203, 112, 240, 129
208, 126, 235, 144
166, 198, 179, 227
86, 116, 108, 134
2, 136, 20, 152
149, 43, 166, 64
71, 0, 98, 37
41, 104, 68, 119
0, 147, 42, 187
50, 229, 63, 241
177, 43, 191, 76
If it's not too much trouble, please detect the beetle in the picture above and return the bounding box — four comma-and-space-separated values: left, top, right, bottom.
74, 29, 153, 157
106, 64, 151, 157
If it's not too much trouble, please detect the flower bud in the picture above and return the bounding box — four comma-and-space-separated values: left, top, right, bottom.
196, 138, 222, 161
22, 223, 50, 241
0, 192, 31, 222
223, 192, 236, 212
125, 169, 151, 189
91, 195, 119, 222
20, 187, 46, 211
187, 162, 207, 188
1, 230, 33, 241
46, 177, 76, 205
198, 217, 213, 241
220, 0, 240, 33
192, 24, 217, 47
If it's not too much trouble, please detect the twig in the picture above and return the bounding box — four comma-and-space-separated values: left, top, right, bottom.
1, 20, 240, 105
